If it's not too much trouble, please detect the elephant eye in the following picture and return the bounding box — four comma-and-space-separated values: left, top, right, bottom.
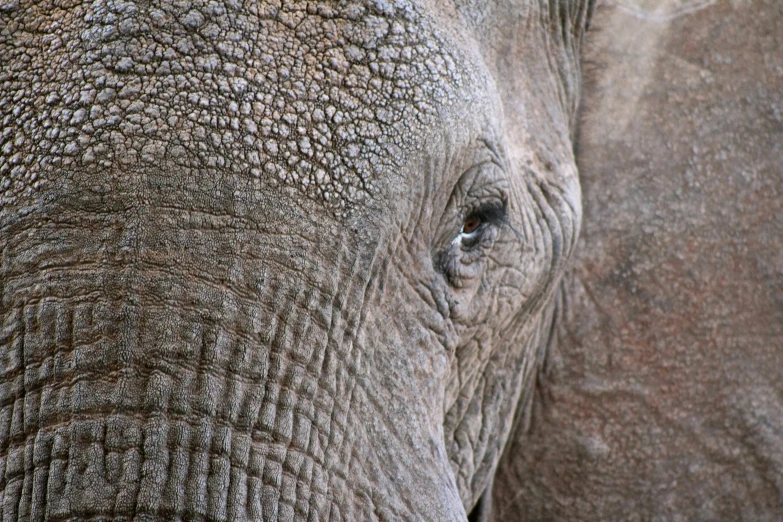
436, 202, 508, 284
462, 216, 482, 235
460, 203, 506, 239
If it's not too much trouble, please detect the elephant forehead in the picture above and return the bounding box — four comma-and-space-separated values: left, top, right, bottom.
0, 0, 488, 213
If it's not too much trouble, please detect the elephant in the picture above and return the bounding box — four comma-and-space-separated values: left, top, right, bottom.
0, 0, 593, 520
2, 0, 781, 521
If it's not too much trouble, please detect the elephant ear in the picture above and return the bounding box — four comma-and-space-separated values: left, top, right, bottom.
490, 1, 783, 520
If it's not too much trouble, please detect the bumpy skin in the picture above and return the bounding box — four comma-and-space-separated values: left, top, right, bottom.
0, 1, 591, 520
489, 0, 783, 520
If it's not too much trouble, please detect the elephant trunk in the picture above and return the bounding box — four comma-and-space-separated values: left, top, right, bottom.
1, 186, 465, 521
2, 260, 315, 520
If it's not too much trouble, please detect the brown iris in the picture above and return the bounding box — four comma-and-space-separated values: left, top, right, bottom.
462, 216, 481, 234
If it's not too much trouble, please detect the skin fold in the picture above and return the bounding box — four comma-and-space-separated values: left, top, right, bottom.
0, 1, 591, 520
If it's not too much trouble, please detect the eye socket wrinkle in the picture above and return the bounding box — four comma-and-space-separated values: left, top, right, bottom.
435, 201, 516, 286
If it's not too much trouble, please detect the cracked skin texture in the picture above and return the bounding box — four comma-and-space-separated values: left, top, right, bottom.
0, 0, 592, 521
1, 0, 474, 211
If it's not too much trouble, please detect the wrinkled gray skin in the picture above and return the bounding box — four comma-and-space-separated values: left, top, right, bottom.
0, 0, 591, 520
490, 0, 783, 520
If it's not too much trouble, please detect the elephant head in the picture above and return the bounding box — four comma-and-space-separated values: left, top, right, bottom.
0, 0, 593, 520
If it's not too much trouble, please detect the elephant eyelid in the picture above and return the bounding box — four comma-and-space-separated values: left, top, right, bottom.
462, 203, 507, 234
